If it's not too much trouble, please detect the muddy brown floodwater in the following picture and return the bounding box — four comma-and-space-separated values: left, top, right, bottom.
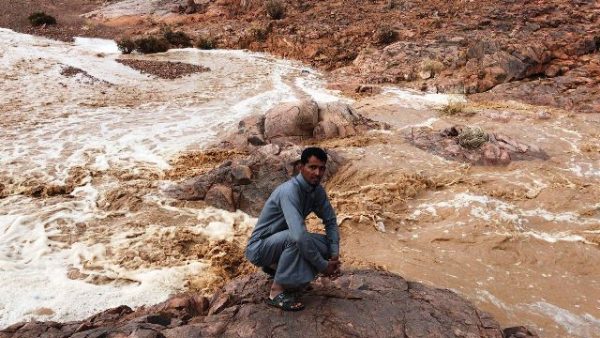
1, 27, 599, 337
0, 28, 344, 327
318, 93, 600, 337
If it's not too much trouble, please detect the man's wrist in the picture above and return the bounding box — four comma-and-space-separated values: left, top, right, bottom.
317, 258, 329, 273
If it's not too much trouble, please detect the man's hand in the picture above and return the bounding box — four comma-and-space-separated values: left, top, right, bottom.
323, 256, 341, 277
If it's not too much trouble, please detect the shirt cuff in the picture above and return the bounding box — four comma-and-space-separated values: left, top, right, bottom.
329, 243, 339, 258
316, 258, 329, 272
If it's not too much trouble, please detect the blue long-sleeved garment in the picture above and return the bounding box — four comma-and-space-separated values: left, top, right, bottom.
247, 173, 340, 272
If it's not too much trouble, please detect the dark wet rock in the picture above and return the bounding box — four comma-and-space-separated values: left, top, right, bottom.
236, 115, 266, 147
406, 125, 549, 166
205, 184, 235, 212
167, 143, 343, 216
471, 54, 600, 114
229, 165, 252, 185
2, 270, 537, 337
503, 326, 539, 338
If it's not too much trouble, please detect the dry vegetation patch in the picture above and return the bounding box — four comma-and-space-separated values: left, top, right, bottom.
165, 149, 248, 179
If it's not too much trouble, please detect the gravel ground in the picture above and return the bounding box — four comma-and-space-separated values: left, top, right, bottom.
116, 59, 210, 79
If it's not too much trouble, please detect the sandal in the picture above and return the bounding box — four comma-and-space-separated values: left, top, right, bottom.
266, 292, 305, 311
289, 284, 313, 299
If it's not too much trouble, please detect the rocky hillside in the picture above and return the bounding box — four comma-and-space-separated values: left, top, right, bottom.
95, 0, 600, 113
2, 1, 599, 112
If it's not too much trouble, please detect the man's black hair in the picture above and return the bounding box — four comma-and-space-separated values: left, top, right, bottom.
301, 147, 328, 164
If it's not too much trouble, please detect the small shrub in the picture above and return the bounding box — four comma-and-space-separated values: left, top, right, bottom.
28, 12, 57, 26
266, 0, 285, 20
249, 26, 268, 42
421, 58, 445, 74
440, 101, 466, 116
374, 26, 397, 45
163, 28, 192, 48
133, 36, 170, 54
116, 38, 135, 54
457, 126, 489, 149
195, 35, 216, 50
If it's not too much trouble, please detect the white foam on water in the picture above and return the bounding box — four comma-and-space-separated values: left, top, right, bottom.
1, 253, 206, 326
408, 193, 598, 233
523, 231, 593, 245
382, 87, 465, 109
73, 37, 120, 54
530, 302, 600, 337
400, 117, 440, 130
0, 28, 344, 184
294, 73, 350, 103
476, 290, 511, 311
0, 29, 336, 327
567, 159, 600, 178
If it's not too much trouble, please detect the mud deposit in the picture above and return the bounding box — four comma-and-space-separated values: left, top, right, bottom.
1, 27, 599, 338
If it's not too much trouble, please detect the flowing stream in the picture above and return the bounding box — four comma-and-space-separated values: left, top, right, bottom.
0, 28, 344, 326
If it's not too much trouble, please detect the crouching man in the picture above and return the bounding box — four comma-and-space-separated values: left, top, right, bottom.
245, 147, 341, 311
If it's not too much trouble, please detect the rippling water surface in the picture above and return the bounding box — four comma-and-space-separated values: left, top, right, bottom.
0, 28, 343, 326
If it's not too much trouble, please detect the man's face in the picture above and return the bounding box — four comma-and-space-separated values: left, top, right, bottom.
300, 156, 327, 186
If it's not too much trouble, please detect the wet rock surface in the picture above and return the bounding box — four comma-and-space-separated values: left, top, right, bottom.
0, 270, 534, 338
228, 99, 388, 147
165, 144, 343, 216
405, 125, 549, 166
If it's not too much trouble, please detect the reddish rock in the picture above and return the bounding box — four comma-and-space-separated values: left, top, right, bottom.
263, 99, 319, 141
2, 270, 540, 338
482, 143, 511, 166
406, 125, 548, 166
313, 120, 339, 139
230, 165, 252, 185
205, 184, 235, 212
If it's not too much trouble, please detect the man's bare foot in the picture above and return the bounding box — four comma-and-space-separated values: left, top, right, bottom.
269, 281, 285, 299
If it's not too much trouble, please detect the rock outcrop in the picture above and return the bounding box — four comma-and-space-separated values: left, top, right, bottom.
405, 125, 549, 166
0, 270, 537, 338
166, 99, 385, 215
224, 99, 388, 149
165, 144, 343, 216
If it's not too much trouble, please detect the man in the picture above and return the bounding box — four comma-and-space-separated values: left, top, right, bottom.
245, 147, 340, 311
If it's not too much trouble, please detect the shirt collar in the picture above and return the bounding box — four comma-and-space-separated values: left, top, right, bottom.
295, 173, 317, 193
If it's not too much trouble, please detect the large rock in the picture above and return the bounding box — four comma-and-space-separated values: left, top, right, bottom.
264, 99, 319, 141
313, 102, 360, 139
166, 99, 371, 215
166, 145, 344, 216
223, 100, 388, 150
405, 125, 549, 166
205, 184, 235, 211
2, 270, 537, 338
